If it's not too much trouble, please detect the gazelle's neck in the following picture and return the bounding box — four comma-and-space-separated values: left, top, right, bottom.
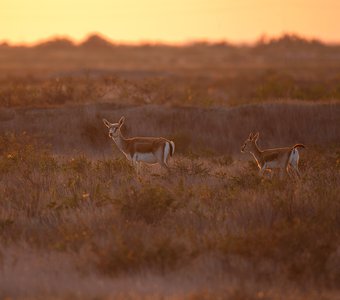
112, 131, 128, 153
250, 144, 263, 168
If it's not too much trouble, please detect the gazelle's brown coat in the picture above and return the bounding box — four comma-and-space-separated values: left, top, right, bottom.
241, 132, 305, 178
103, 117, 175, 173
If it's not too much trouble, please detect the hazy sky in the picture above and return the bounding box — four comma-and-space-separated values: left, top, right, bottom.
2, 0, 340, 44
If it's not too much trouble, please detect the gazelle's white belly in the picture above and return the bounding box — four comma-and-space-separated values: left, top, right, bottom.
264, 161, 282, 169
134, 152, 158, 164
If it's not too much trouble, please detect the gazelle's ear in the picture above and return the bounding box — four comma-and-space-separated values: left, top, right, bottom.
102, 119, 111, 128
118, 116, 125, 127
248, 132, 254, 139
253, 132, 259, 141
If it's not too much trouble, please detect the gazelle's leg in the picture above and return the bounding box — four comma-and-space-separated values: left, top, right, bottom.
295, 167, 301, 178
156, 148, 171, 172
137, 162, 143, 177
262, 169, 272, 179
268, 169, 274, 179
288, 157, 301, 179
135, 161, 139, 175
291, 164, 301, 179
289, 151, 301, 179
158, 158, 170, 172
279, 167, 287, 179
286, 165, 294, 179
259, 163, 267, 177
132, 155, 139, 175
163, 161, 170, 171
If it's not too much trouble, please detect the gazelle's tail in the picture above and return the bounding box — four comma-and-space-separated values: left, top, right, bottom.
291, 144, 305, 150
169, 141, 175, 157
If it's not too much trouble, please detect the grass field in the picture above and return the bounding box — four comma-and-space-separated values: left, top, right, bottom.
0, 35, 340, 299
0, 133, 339, 299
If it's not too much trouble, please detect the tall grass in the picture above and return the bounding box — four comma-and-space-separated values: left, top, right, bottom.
1, 73, 340, 109
0, 134, 339, 299
0, 102, 339, 157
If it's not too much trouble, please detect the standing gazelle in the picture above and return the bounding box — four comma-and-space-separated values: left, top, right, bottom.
103, 117, 175, 173
241, 132, 305, 178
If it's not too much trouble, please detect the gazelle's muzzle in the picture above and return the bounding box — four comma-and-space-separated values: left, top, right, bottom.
241, 144, 246, 153
109, 127, 118, 138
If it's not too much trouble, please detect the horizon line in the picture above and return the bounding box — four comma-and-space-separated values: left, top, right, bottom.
2, 32, 340, 48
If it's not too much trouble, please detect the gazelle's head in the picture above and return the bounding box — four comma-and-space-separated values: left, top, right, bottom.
241, 132, 259, 153
102, 116, 125, 139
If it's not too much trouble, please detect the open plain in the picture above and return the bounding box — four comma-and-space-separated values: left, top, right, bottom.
0, 35, 339, 299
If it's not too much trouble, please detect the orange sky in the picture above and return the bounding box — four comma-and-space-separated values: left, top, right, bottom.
2, 0, 340, 45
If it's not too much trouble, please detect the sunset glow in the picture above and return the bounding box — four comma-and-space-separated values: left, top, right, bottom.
2, 0, 340, 45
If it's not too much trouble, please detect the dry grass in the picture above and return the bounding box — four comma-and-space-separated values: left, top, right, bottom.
1, 68, 340, 109
0, 133, 339, 299
0, 102, 339, 157
1, 35, 340, 109
0, 34, 339, 299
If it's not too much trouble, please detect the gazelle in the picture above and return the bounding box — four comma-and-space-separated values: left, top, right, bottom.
241, 132, 305, 178
103, 116, 175, 173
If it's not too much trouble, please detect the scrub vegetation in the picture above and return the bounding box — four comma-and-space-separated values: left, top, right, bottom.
0, 34, 339, 299
0, 133, 339, 299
